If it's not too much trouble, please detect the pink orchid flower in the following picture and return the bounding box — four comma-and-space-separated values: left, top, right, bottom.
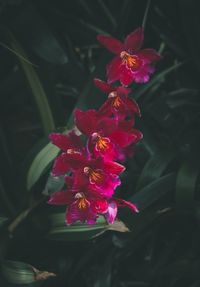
74, 108, 142, 160
97, 27, 161, 86
94, 78, 141, 119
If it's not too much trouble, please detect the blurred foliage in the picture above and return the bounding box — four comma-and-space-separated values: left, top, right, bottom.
0, 0, 200, 286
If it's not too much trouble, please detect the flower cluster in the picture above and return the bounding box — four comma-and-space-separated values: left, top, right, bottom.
48, 27, 160, 225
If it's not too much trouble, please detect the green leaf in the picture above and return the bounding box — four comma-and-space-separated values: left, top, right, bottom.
132, 173, 176, 211
175, 162, 199, 209
0, 216, 8, 228
48, 213, 108, 241
1, 260, 39, 285
47, 212, 129, 241
1, 260, 56, 285
136, 149, 176, 192
27, 142, 59, 191
43, 175, 65, 196
8, 33, 55, 135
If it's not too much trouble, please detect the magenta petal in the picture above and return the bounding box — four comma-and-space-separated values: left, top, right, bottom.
116, 198, 139, 213
94, 78, 113, 93
138, 48, 161, 63
119, 66, 134, 86
99, 98, 113, 117
90, 199, 108, 214
65, 202, 97, 225
65, 203, 80, 225
52, 153, 70, 176
131, 129, 143, 142
116, 86, 131, 95
134, 64, 154, 83
106, 201, 118, 224
48, 190, 72, 205
124, 27, 144, 52
107, 56, 123, 84
97, 35, 124, 54
73, 169, 88, 188
97, 117, 117, 135
74, 109, 98, 135
49, 133, 72, 151
49, 132, 82, 151
103, 161, 125, 175
109, 130, 137, 148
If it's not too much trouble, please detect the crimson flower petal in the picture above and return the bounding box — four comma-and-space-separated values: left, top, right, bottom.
110, 130, 141, 148
96, 117, 117, 135
103, 161, 125, 175
52, 153, 70, 176
115, 198, 139, 213
65, 202, 97, 225
74, 109, 98, 135
97, 35, 124, 54
48, 190, 73, 205
52, 152, 87, 176
99, 98, 113, 117
49, 131, 82, 151
134, 64, 155, 83
94, 78, 113, 93
119, 65, 134, 86
124, 27, 144, 52
90, 199, 108, 214
116, 86, 131, 95
107, 56, 122, 84
137, 48, 161, 63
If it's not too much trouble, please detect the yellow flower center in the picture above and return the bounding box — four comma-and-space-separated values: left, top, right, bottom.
94, 134, 110, 152
120, 51, 140, 69
75, 193, 90, 210
77, 198, 89, 210
108, 92, 123, 110
112, 95, 123, 109
84, 167, 104, 184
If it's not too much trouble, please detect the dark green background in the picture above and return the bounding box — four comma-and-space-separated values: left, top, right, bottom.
0, 0, 200, 286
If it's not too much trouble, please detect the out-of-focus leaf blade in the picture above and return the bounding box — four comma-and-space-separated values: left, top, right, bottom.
136, 149, 175, 191
27, 142, 59, 191
1, 260, 55, 285
134, 61, 183, 100
1, 260, 55, 286
132, 173, 176, 211
42, 174, 65, 196
176, 162, 199, 209
9, 33, 55, 135
1, 260, 38, 285
48, 213, 108, 241
48, 213, 129, 241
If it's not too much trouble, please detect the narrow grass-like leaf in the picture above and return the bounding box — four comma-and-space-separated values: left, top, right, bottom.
9, 34, 55, 135
97, 0, 117, 28
78, 19, 110, 36
142, 0, 151, 28
134, 61, 183, 100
